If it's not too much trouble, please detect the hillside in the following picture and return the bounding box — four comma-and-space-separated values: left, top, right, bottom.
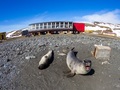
6, 30, 22, 38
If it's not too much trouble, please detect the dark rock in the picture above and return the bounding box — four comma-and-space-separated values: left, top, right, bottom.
7, 59, 11, 62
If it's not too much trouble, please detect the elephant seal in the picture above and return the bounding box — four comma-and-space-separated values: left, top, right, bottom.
66, 48, 92, 77
38, 50, 54, 70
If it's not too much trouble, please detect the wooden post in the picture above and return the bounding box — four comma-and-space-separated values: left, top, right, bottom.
38, 32, 41, 35
31, 33, 34, 36
47, 31, 51, 35
67, 30, 71, 34
60, 31, 64, 34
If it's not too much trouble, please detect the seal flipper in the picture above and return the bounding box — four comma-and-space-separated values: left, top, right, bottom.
71, 47, 75, 51
63, 70, 71, 74
66, 72, 76, 78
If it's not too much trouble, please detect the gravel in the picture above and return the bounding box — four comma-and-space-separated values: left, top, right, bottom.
0, 34, 120, 90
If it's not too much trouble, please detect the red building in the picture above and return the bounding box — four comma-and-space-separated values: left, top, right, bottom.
73, 23, 85, 32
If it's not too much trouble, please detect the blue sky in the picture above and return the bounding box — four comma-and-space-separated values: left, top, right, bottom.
0, 0, 120, 32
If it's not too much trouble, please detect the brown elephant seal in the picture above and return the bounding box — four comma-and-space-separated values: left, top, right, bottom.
38, 50, 54, 70
66, 48, 92, 77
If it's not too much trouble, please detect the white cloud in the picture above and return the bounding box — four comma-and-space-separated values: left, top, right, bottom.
73, 9, 120, 24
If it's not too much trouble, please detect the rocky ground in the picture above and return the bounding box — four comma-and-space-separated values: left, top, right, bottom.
0, 34, 120, 90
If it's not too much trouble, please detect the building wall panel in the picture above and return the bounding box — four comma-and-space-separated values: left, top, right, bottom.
73, 23, 85, 32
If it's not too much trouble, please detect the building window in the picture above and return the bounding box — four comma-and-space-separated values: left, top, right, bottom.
48, 22, 51, 25
40, 23, 43, 27
69, 22, 72, 28
31, 25, 35, 29
56, 22, 59, 28
48, 23, 51, 29
36, 24, 39, 29
60, 24, 63, 28
36, 24, 39, 26
52, 22, 55, 25
61, 22, 63, 24
40, 26, 43, 29
65, 22, 68, 28
48, 25, 51, 28
60, 22, 63, 28
44, 23, 47, 25
52, 25, 55, 28
36, 27, 39, 29
44, 25, 47, 29
52, 22, 55, 28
